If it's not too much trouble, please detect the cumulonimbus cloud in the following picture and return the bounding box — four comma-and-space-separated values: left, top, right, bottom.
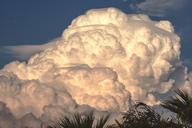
0, 7, 191, 127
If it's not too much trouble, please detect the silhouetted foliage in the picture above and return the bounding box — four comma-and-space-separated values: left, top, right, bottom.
50, 111, 110, 128
161, 89, 192, 128
121, 102, 161, 128
114, 102, 182, 128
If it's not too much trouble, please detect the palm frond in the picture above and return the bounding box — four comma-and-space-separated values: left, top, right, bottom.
95, 114, 110, 128
161, 89, 192, 126
51, 111, 111, 128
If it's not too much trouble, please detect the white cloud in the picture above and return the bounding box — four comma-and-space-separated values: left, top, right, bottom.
1, 38, 60, 60
0, 7, 191, 127
131, 0, 186, 16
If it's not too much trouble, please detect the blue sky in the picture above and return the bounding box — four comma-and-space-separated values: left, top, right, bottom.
0, 0, 192, 69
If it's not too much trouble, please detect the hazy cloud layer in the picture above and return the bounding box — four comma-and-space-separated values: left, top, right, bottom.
0, 8, 191, 127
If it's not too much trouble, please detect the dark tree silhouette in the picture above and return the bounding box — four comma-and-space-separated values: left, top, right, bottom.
50, 111, 111, 128
115, 102, 181, 128
161, 89, 192, 128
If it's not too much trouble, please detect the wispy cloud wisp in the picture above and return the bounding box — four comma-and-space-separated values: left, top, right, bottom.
1, 38, 60, 59
130, 0, 186, 16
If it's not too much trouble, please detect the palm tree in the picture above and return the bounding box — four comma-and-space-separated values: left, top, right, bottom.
114, 102, 182, 128
49, 111, 111, 128
161, 89, 192, 127
115, 102, 159, 128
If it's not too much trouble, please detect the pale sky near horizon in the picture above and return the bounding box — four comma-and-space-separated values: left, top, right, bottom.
0, 0, 192, 69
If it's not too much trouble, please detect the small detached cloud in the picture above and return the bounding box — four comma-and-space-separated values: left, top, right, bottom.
1, 38, 60, 60
129, 0, 186, 17
182, 59, 192, 69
